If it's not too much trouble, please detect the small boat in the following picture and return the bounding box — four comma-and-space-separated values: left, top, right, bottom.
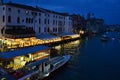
39, 55, 71, 79
112, 37, 115, 40
50, 55, 71, 72
101, 35, 108, 41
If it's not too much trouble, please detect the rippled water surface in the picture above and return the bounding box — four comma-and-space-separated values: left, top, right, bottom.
45, 32, 120, 80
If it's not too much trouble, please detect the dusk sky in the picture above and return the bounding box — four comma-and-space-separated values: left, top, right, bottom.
4, 0, 120, 25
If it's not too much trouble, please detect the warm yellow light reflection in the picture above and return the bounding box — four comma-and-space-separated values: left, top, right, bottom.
0, 33, 80, 50
79, 30, 84, 34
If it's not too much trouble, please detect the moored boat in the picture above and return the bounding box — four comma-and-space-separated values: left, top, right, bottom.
101, 35, 108, 41
38, 55, 71, 79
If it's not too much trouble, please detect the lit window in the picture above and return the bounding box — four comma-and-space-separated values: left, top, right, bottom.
26, 11, 29, 15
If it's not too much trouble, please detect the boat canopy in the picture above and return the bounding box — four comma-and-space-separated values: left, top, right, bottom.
50, 57, 64, 65
0, 45, 50, 59
36, 33, 58, 40
26, 58, 49, 67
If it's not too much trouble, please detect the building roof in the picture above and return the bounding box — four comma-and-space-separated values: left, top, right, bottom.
38, 7, 69, 16
3, 2, 70, 16
0, 45, 50, 59
4, 3, 43, 12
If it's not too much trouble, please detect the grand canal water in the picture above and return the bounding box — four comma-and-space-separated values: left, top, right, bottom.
45, 32, 120, 80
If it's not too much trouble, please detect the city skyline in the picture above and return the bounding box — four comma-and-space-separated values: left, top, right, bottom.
4, 0, 120, 25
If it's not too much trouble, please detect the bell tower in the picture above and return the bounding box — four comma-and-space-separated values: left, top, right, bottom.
0, 0, 3, 5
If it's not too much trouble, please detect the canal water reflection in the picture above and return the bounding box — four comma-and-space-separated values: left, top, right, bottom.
45, 32, 120, 80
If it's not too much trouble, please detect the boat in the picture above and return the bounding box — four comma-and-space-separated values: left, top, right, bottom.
38, 55, 71, 79
101, 35, 108, 41
50, 55, 71, 72
112, 37, 115, 40
0, 44, 71, 80
0, 45, 51, 80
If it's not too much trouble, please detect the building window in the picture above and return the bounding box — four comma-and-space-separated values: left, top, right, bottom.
48, 14, 50, 17
39, 27, 41, 33
64, 21, 65, 25
48, 19, 49, 24
26, 11, 29, 15
8, 8, 11, 12
17, 17, 20, 23
44, 27, 46, 32
39, 13, 41, 16
56, 20, 57, 25
22, 19, 24, 22
53, 20, 55, 25
39, 18, 41, 24
44, 19, 47, 24
47, 27, 50, 32
2, 15, 5, 22
55, 28, 57, 32
3, 7, 5, 10
8, 16, 11, 23
29, 18, 31, 23
45, 14, 47, 16
53, 27, 55, 32
31, 18, 33, 23
18, 10, 20, 13
30, 18, 32, 23
26, 18, 28, 23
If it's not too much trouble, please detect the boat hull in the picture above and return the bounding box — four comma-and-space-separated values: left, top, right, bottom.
40, 55, 71, 79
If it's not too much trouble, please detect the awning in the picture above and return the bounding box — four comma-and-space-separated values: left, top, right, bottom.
0, 45, 50, 59
57, 32, 76, 36
26, 58, 49, 67
36, 33, 59, 40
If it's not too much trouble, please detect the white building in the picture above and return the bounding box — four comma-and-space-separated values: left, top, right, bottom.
0, 1, 73, 38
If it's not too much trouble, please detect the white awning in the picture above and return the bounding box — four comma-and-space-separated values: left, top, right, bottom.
36, 33, 59, 40
58, 32, 76, 36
